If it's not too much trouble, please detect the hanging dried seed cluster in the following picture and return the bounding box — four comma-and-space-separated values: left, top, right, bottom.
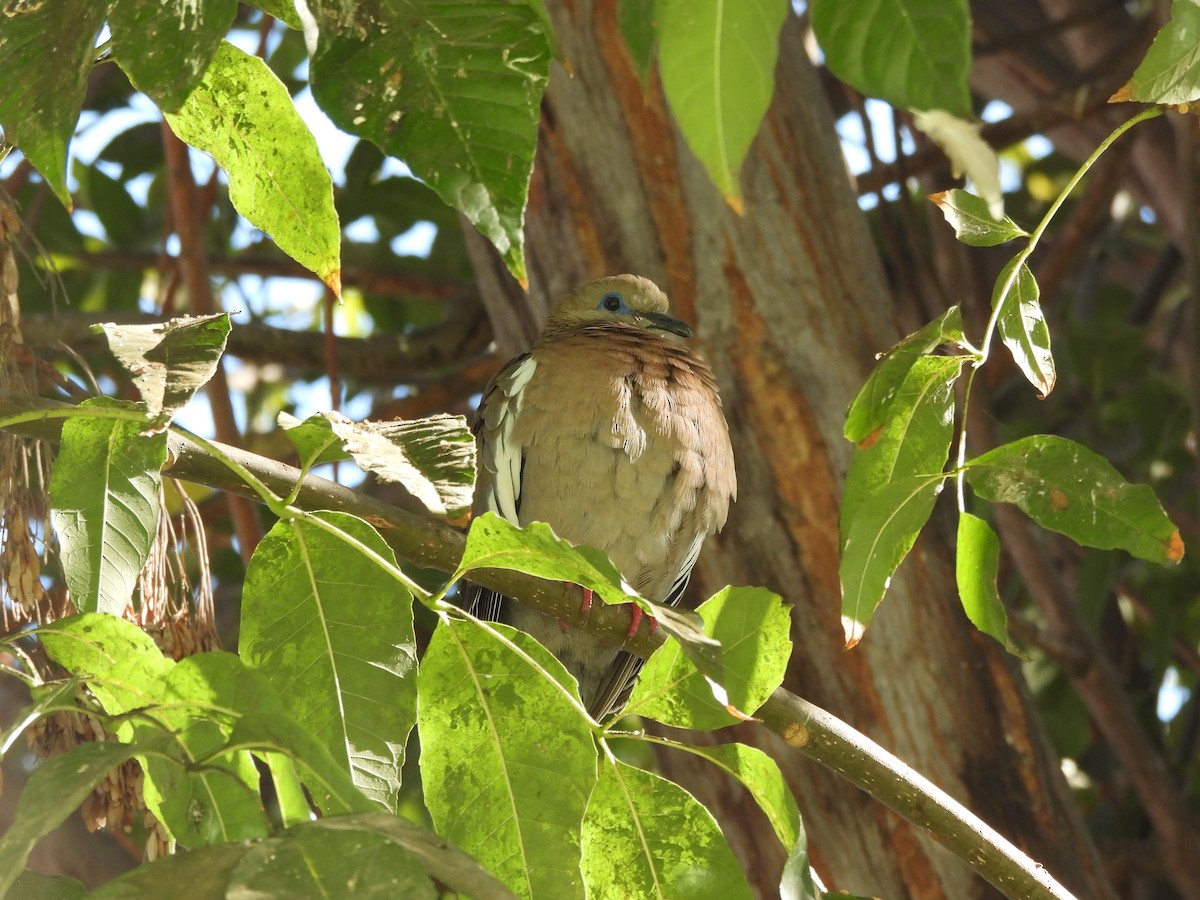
2, 196, 215, 861
133, 480, 219, 660
0, 198, 53, 630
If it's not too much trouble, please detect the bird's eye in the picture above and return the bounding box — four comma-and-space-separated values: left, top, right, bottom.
600, 292, 623, 312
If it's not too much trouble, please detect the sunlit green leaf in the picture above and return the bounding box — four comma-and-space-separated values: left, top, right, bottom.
282, 411, 475, 517
992, 258, 1055, 398
49, 399, 166, 615
844, 306, 965, 445
626, 586, 791, 729
667, 741, 800, 849
966, 435, 1184, 564
658, 0, 788, 208
840, 356, 962, 644
581, 760, 752, 899
158, 42, 342, 293
307, 0, 552, 284
419, 616, 595, 898
930, 188, 1027, 246
96, 314, 231, 425
240, 511, 417, 812
1113, 0, 1200, 105
956, 512, 1017, 651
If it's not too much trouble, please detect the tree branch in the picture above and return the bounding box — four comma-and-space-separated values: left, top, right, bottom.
67, 249, 469, 301
19, 310, 495, 386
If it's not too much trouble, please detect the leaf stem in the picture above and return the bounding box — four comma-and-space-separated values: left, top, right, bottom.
955, 106, 1163, 511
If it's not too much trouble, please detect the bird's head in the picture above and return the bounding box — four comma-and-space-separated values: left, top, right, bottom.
541, 275, 693, 341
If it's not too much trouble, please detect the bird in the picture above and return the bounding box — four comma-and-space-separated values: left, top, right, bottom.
470, 274, 736, 719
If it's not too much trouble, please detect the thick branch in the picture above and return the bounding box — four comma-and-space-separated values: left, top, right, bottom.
20, 310, 494, 385
0, 387, 1075, 899
70, 249, 468, 301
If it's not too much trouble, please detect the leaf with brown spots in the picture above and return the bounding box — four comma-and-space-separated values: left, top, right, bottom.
966, 436, 1183, 565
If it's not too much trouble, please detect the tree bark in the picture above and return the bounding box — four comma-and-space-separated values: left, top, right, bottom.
469, 4, 1115, 897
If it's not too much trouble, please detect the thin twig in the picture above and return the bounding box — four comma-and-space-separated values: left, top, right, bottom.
161, 122, 261, 565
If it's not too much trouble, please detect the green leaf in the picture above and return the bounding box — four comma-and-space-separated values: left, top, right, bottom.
456, 513, 634, 608
157, 42, 342, 293
223, 713, 375, 817
8, 871, 86, 900
0, 1, 105, 206
658, 0, 788, 208
39, 618, 274, 846
965, 435, 1184, 564
840, 356, 963, 644
96, 314, 231, 425
842, 355, 963, 530
457, 514, 723, 691
1113, 0, 1200, 105
0, 737, 172, 898
670, 742, 800, 849
930, 189, 1027, 246
147, 654, 286, 847
49, 399, 167, 615
992, 258, 1055, 398
418, 616, 595, 899
779, 816, 821, 900
240, 511, 418, 812
108, 0, 239, 112
282, 411, 476, 517
90, 844, 249, 900
581, 760, 752, 899
278, 412, 353, 472
956, 513, 1017, 651
811, 0, 972, 117
844, 306, 965, 445
90, 813, 518, 900
619, 0, 658, 81
626, 586, 791, 729
307, 0, 552, 284
38, 613, 173, 715
255, 0, 303, 30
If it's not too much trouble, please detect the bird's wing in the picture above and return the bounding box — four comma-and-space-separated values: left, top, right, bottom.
467, 352, 538, 623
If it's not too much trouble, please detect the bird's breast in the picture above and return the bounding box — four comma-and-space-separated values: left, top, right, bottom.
510, 331, 734, 599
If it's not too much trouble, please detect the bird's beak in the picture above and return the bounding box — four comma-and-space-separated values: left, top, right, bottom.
641, 311, 693, 338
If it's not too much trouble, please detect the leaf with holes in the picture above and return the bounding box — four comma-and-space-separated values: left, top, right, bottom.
307, 0, 551, 284
156, 42, 341, 293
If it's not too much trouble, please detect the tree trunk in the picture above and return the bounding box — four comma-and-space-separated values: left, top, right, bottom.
469, 4, 1115, 897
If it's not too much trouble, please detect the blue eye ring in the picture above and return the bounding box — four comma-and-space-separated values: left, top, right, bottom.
599, 291, 623, 312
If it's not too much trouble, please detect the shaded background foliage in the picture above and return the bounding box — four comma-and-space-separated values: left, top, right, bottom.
0, 1, 1198, 898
